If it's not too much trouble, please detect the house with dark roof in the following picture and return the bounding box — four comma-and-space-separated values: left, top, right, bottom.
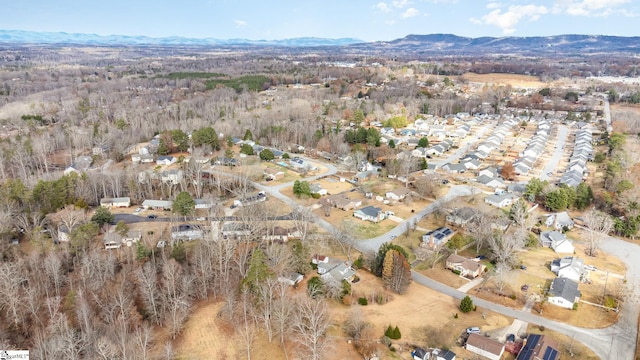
446, 207, 477, 228
423, 227, 455, 248
323, 194, 362, 211
465, 333, 504, 360
548, 277, 581, 309
353, 206, 385, 223
516, 334, 559, 360
445, 254, 485, 278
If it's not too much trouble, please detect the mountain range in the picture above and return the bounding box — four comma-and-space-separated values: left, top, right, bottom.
1, 30, 640, 55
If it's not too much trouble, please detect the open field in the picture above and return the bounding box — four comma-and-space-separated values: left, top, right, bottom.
463, 72, 548, 89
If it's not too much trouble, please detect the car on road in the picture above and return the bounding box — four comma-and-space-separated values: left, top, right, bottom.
147, 214, 157, 219
585, 265, 597, 271
507, 333, 516, 342
196, 217, 206, 221
466, 327, 480, 334
520, 265, 527, 270
390, 235, 396, 240
521, 284, 529, 291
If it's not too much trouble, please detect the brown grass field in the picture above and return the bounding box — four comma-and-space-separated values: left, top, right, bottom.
462, 72, 549, 89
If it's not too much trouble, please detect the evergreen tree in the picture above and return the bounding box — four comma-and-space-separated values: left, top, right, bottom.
460, 296, 474, 313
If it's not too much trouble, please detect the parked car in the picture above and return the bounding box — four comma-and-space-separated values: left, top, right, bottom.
196, 217, 206, 221
147, 214, 157, 219
507, 334, 516, 342
390, 235, 396, 240
521, 284, 529, 291
585, 265, 597, 271
466, 327, 480, 334
520, 265, 527, 270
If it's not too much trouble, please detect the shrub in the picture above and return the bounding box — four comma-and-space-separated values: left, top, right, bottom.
358, 297, 368, 305
385, 325, 401, 340
538, 325, 545, 332
572, 302, 579, 310
453, 313, 458, 319
460, 296, 474, 313
510, 294, 517, 300
353, 255, 364, 269
452, 269, 461, 275
604, 296, 618, 309
311, 193, 321, 199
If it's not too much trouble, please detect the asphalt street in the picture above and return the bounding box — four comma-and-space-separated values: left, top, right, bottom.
539, 124, 568, 182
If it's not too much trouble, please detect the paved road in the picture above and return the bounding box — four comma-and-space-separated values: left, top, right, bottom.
112, 213, 293, 224
539, 125, 568, 182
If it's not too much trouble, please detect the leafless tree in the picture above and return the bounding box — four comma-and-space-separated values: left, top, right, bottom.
486, 230, 525, 265
583, 208, 614, 257
0, 260, 26, 327
135, 261, 162, 324
332, 220, 356, 261
292, 296, 333, 360
492, 261, 512, 293
467, 210, 496, 253
291, 206, 313, 242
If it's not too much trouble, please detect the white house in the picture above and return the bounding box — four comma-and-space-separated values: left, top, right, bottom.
484, 193, 515, 208
194, 199, 213, 209
171, 224, 204, 242
465, 333, 505, 360
550, 256, 585, 282
100, 197, 131, 208
310, 184, 328, 196
156, 156, 176, 166
386, 187, 412, 201
161, 169, 184, 184
554, 211, 575, 230
142, 199, 173, 210
548, 277, 581, 309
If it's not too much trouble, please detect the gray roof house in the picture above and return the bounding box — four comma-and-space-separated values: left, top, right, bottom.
446, 207, 477, 227
484, 193, 516, 208
550, 256, 585, 282
353, 206, 385, 223
548, 277, 581, 309
539, 230, 565, 247
554, 211, 575, 230
142, 199, 173, 210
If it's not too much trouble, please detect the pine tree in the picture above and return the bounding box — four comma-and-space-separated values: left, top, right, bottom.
460, 295, 474, 313
382, 250, 396, 289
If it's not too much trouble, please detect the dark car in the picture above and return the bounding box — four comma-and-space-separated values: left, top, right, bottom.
147, 214, 157, 219
507, 333, 516, 342
520, 265, 527, 270
521, 284, 529, 291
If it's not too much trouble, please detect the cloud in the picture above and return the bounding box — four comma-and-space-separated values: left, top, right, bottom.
486, 2, 502, 9
401, 7, 420, 18
375, 2, 392, 12
234, 20, 247, 28
555, 0, 631, 17
392, 0, 410, 8
471, 4, 548, 34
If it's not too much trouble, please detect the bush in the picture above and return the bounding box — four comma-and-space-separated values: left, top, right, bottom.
452, 269, 461, 275
460, 296, 474, 313
385, 325, 401, 340
604, 296, 618, 309
311, 193, 321, 199
353, 255, 364, 269
572, 302, 579, 310
538, 325, 545, 332
358, 297, 368, 305
453, 313, 458, 319
510, 294, 517, 300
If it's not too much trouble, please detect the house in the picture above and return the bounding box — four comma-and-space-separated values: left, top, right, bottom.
445, 254, 485, 278
437, 350, 456, 360
100, 197, 131, 208
540, 230, 575, 253
122, 230, 142, 247
484, 193, 515, 208
221, 222, 251, 239
278, 272, 303, 286
233, 192, 267, 208
194, 199, 213, 209
354, 206, 385, 223
442, 163, 467, 173
462, 158, 482, 170
132, 153, 154, 164
466, 333, 505, 360
161, 169, 184, 184
554, 211, 574, 230
548, 277, 581, 309
517, 334, 559, 360
214, 157, 239, 167
539, 230, 564, 247
290, 157, 315, 171
264, 167, 284, 181
156, 156, 176, 166
323, 194, 362, 211
64, 156, 93, 174
477, 175, 505, 190
142, 199, 173, 210
103, 232, 123, 250
446, 207, 477, 228
550, 256, 585, 282
310, 183, 328, 196
57, 225, 72, 243
386, 187, 412, 201
423, 227, 455, 248
314, 256, 357, 283
171, 224, 204, 242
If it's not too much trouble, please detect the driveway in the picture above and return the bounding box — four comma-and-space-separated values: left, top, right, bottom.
539, 125, 568, 182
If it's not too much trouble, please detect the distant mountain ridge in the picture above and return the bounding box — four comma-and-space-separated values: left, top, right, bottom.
1, 30, 639, 55
357, 33, 640, 55
0, 29, 363, 47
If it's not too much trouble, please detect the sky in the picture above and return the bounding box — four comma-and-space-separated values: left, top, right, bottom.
3, 0, 639, 41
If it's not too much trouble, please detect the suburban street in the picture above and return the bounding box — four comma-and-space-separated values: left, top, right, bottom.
539, 124, 568, 182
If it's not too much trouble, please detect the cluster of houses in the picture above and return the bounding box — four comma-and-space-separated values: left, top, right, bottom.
547, 256, 585, 309
513, 119, 551, 176
413, 331, 560, 360
559, 128, 593, 187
